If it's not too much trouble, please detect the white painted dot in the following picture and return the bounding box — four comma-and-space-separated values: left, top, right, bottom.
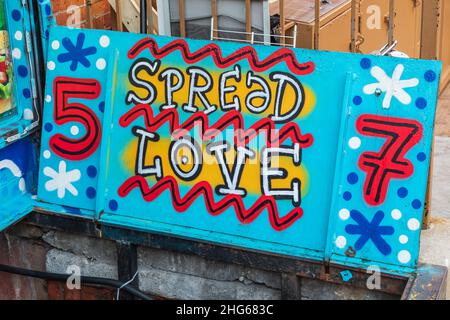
348, 137, 361, 150
43, 150, 51, 159
45, 95, 52, 103
398, 250, 411, 264
96, 58, 106, 70
12, 48, 21, 59
339, 208, 350, 221
99, 35, 110, 48
181, 156, 189, 165
391, 209, 402, 220
70, 125, 80, 136
47, 61, 56, 71
408, 218, 421, 231
335, 236, 347, 249
18, 178, 26, 192
51, 40, 60, 50
23, 108, 33, 120
15, 31, 23, 41
399, 235, 409, 244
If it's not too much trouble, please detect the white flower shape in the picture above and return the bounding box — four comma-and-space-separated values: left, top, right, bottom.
44, 161, 81, 199
363, 64, 419, 109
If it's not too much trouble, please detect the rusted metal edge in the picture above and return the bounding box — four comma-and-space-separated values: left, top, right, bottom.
401, 263, 448, 300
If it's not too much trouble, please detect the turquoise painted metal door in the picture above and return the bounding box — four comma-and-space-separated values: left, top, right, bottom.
0, 0, 51, 230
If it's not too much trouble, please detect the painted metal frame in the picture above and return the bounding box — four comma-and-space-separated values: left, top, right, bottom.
0, 0, 40, 149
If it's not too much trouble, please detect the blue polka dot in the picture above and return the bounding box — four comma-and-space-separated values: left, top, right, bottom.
412, 199, 422, 210
11, 10, 21, 21
86, 187, 97, 199
18, 65, 28, 77
416, 97, 427, 109
417, 152, 427, 162
109, 200, 119, 211
343, 192, 352, 201
398, 187, 408, 198
87, 166, 98, 178
98, 101, 105, 113
360, 58, 371, 69
347, 173, 359, 185
23, 88, 31, 99
353, 96, 362, 106
44, 122, 53, 132
45, 4, 52, 16
424, 70, 437, 82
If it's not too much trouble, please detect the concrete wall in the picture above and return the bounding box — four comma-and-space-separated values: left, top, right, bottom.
0, 222, 398, 300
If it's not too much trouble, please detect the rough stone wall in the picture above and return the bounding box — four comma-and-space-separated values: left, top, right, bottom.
0, 223, 283, 300
0, 222, 398, 300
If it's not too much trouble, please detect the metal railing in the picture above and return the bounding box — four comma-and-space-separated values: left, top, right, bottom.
209, 17, 297, 47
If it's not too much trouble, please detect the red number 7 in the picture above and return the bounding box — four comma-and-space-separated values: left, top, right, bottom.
357, 114, 423, 206
50, 77, 102, 161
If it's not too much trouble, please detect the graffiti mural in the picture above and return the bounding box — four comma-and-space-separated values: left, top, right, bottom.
37, 26, 441, 275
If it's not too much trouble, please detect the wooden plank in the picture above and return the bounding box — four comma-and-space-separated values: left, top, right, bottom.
350, 0, 356, 52
211, 0, 218, 39
388, 0, 395, 46
314, 0, 320, 49
147, 0, 154, 34
179, 0, 186, 37
279, 0, 285, 45
115, 0, 123, 31
246, 0, 252, 41
86, 0, 94, 29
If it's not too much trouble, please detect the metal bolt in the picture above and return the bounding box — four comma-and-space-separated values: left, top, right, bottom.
375, 88, 382, 97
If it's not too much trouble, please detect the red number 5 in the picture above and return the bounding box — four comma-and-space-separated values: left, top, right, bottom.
50, 77, 102, 161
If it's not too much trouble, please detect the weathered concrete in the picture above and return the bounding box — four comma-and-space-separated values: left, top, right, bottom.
300, 278, 397, 300
419, 217, 450, 299
435, 80, 450, 137
137, 247, 281, 299
46, 249, 118, 279
139, 268, 281, 300
421, 136, 450, 300
43, 231, 118, 279
430, 137, 450, 220
43, 231, 118, 263
138, 247, 281, 289
419, 85, 450, 299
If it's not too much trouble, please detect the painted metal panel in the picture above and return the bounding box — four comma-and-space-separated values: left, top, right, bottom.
37, 28, 112, 214
0, 0, 40, 149
37, 26, 441, 275
0, 137, 37, 231
0, 0, 48, 230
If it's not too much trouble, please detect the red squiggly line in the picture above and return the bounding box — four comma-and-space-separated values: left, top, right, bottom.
118, 176, 303, 231
120, 105, 314, 148
128, 38, 315, 75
